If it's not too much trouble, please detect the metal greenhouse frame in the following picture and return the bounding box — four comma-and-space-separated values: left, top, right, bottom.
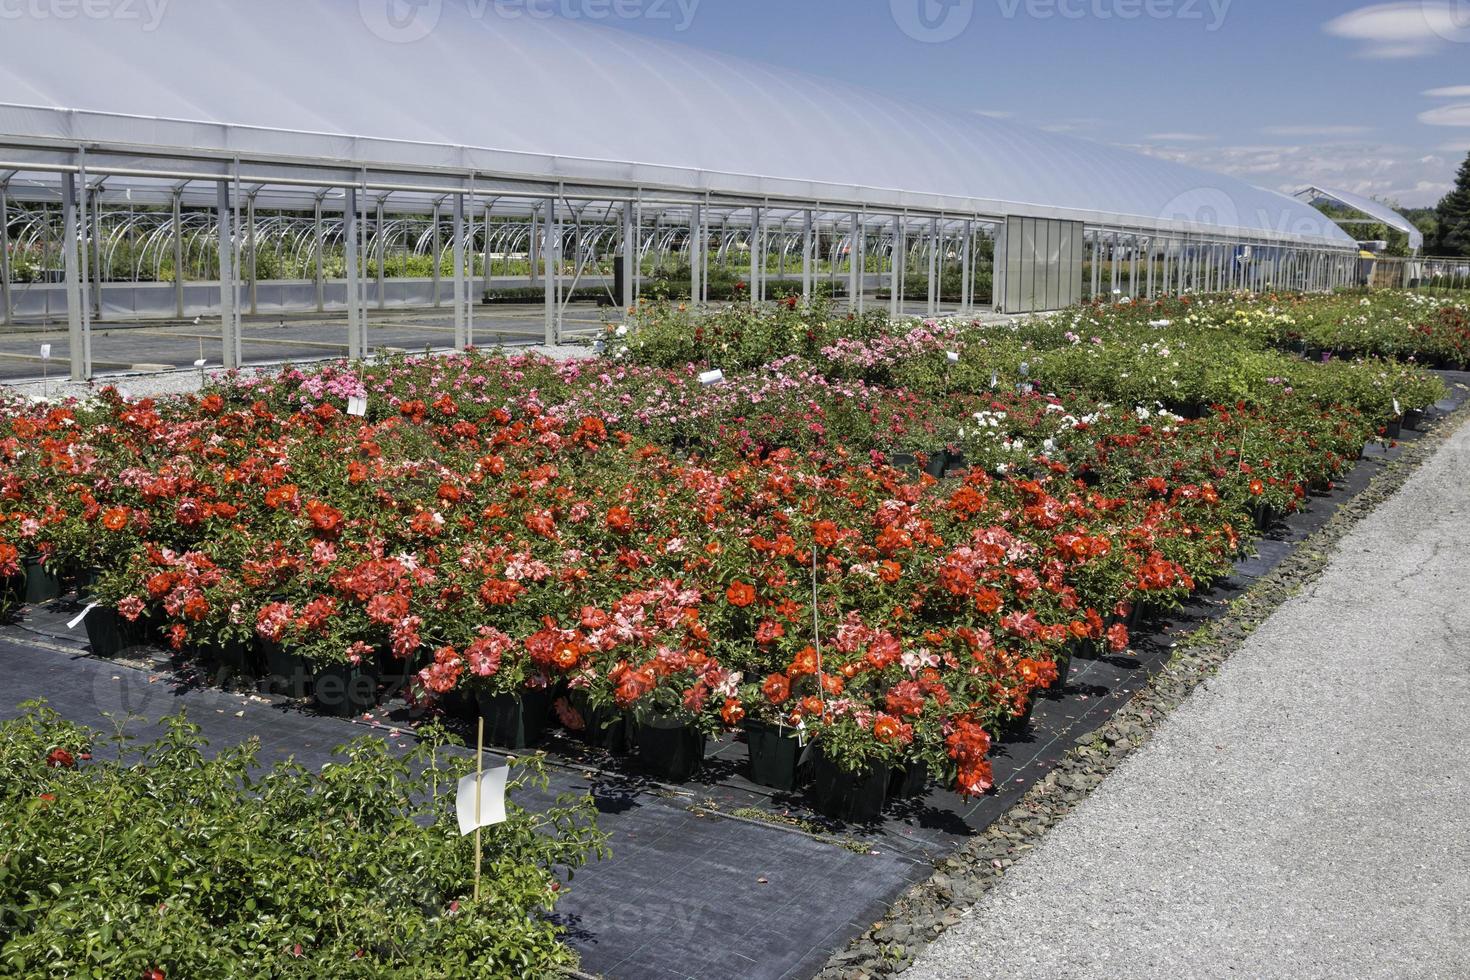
0, 0, 1359, 380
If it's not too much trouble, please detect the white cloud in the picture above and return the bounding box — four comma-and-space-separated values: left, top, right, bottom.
1441, 141, 1470, 153
975, 109, 1013, 119
1324, 2, 1470, 58
1039, 118, 1105, 134
1419, 103, 1470, 126
1424, 85, 1470, 97
1262, 124, 1374, 137
1145, 132, 1216, 142
1124, 138, 1456, 206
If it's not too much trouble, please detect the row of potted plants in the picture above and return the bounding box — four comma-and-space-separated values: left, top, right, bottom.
0, 292, 1448, 820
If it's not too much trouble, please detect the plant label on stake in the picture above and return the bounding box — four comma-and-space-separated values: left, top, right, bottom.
946, 351, 960, 364
698, 369, 725, 386
347, 396, 368, 418
456, 766, 509, 836
40, 344, 51, 361
66, 603, 98, 630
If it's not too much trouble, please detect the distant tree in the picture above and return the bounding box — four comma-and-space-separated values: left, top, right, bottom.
1435, 152, 1470, 256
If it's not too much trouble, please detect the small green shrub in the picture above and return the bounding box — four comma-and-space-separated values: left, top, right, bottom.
0, 703, 607, 979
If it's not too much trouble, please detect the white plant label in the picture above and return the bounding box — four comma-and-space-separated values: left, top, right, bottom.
193, 358, 208, 368
1393, 399, 1402, 417
40, 344, 52, 360
699, 369, 726, 386
347, 396, 368, 418
67, 603, 98, 630
456, 766, 509, 835
946, 351, 961, 364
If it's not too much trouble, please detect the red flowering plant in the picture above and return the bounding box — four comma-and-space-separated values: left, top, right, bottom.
2, 287, 1452, 805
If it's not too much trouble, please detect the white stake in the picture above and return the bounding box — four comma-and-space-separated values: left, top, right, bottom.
474, 715, 484, 902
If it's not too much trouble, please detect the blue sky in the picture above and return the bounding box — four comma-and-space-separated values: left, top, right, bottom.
583, 0, 1470, 207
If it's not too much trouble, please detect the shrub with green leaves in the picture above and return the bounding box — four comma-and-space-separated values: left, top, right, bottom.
0, 704, 607, 979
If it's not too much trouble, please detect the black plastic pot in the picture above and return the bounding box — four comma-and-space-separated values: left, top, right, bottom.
262, 641, 312, 698
1404, 409, 1426, 432
635, 715, 706, 782
1385, 417, 1403, 440
744, 718, 802, 791
1251, 502, 1277, 533
438, 688, 480, 723
82, 606, 134, 658
1002, 698, 1036, 737
477, 687, 555, 750
922, 451, 949, 479
375, 646, 419, 698
569, 691, 633, 754
21, 557, 63, 604
313, 662, 380, 717
1050, 649, 1073, 695
210, 641, 259, 685
943, 452, 970, 479
888, 452, 920, 475
809, 748, 888, 822
888, 760, 930, 800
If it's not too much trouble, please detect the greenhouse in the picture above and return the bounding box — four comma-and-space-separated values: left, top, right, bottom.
6, 3, 1470, 979
0, 0, 1359, 380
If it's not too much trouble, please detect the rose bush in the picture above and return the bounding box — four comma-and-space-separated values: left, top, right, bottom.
0, 703, 606, 977
0, 290, 1457, 799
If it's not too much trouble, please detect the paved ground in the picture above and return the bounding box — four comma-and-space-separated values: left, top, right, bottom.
0, 311, 598, 401
0, 305, 607, 388
905, 414, 1470, 980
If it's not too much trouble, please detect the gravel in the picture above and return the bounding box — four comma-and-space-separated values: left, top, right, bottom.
899, 414, 1470, 980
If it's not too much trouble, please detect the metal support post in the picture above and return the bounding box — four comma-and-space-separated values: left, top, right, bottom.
452, 192, 467, 350
171, 189, 185, 319
689, 203, 703, 305
431, 201, 442, 308
343, 186, 362, 361
802, 209, 814, 304
61, 172, 87, 380
544, 196, 560, 345
217, 181, 239, 369
313, 193, 326, 313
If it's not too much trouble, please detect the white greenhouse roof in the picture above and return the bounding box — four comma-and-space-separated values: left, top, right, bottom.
1296, 185, 1425, 251
0, 0, 1353, 248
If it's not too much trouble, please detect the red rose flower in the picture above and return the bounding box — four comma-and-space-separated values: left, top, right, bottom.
760, 673, 791, 706
726, 582, 756, 608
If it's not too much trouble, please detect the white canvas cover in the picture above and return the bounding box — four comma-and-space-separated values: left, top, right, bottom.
0, 0, 1353, 247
